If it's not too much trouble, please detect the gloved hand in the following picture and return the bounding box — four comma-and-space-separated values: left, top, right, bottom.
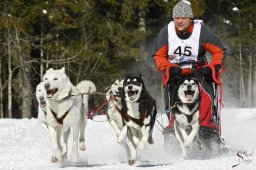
201, 66, 212, 81
169, 66, 182, 81
201, 65, 222, 81
198, 56, 208, 65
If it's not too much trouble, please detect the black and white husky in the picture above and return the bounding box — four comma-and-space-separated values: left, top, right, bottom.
118, 75, 157, 165
171, 76, 201, 159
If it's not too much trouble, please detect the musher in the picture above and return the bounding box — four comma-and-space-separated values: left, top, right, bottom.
152, 0, 226, 146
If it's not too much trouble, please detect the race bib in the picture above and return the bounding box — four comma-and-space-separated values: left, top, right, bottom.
167, 21, 201, 68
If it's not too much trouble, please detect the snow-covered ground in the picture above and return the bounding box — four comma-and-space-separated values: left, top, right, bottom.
0, 108, 256, 170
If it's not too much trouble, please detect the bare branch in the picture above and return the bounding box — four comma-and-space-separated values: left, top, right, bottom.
41, 46, 85, 64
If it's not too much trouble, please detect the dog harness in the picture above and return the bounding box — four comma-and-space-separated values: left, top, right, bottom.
50, 109, 70, 125
112, 101, 150, 127
171, 102, 199, 124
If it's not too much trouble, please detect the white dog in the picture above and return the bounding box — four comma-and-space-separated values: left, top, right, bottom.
36, 82, 49, 133
77, 80, 96, 117
36, 82, 70, 162
42, 67, 95, 162
105, 79, 133, 162
106, 79, 124, 137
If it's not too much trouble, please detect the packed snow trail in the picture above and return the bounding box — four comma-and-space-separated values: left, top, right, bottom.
0, 108, 256, 170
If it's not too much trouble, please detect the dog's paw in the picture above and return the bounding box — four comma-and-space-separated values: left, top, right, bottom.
195, 140, 203, 150
72, 155, 79, 163
53, 149, 62, 161
117, 134, 125, 143
79, 141, 86, 151
128, 159, 136, 166
138, 141, 145, 150
50, 156, 58, 163
148, 137, 154, 144
181, 156, 188, 160
132, 136, 140, 145
181, 153, 188, 160
117, 136, 122, 143
61, 152, 68, 160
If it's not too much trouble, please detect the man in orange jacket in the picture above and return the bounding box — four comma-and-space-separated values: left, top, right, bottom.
152, 0, 226, 145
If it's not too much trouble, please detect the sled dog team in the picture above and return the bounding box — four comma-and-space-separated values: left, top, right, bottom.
36, 67, 201, 165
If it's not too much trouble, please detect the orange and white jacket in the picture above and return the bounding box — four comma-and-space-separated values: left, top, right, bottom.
152, 20, 226, 85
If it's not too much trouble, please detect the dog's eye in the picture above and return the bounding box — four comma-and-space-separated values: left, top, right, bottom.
44, 78, 48, 80
133, 78, 137, 82
127, 79, 130, 82
191, 83, 195, 86
54, 78, 58, 80
183, 83, 188, 85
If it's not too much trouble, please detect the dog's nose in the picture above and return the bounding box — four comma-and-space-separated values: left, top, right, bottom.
128, 85, 133, 90
39, 96, 44, 101
45, 83, 50, 90
118, 87, 123, 91
187, 84, 192, 89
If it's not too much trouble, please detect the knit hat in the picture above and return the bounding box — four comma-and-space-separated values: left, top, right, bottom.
172, 0, 193, 18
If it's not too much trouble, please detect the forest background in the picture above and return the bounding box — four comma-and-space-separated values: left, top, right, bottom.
0, 0, 255, 118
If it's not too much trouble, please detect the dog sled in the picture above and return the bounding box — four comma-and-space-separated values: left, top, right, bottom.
161, 60, 228, 157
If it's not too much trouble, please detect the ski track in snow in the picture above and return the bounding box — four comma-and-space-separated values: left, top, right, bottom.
0, 108, 256, 170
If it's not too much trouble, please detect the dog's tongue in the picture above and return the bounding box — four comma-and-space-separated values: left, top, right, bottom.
128, 91, 136, 97
186, 94, 193, 101
46, 90, 54, 95
185, 91, 193, 101
40, 101, 46, 107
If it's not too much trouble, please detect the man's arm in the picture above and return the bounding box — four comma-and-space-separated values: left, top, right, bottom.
200, 25, 226, 68
152, 25, 172, 72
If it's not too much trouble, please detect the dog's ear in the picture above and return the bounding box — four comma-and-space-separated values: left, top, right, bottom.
123, 74, 130, 85
125, 74, 130, 79
138, 74, 146, 87
192, 77, 199, 85
138, 74, 144, 83
118, 76, 123, 82
60, 67, 65, 73
178, 76, 185, 83
120, 79, 124, 86
45, 68, 53, 73
57, 77, 72, 100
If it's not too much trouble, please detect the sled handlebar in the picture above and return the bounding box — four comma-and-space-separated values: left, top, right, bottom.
178, 61, 221, 70
178, 60, 204, 66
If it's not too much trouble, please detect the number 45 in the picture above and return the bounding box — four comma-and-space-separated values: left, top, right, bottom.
174, 46, 192, 56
